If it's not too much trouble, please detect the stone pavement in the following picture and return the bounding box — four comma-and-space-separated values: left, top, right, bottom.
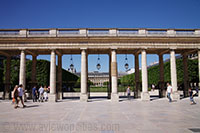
0, 97, 200, 133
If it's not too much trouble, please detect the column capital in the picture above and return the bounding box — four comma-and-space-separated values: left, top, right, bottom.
56, 50, 62, 56
141, 47, 148, 50
80, 47, 87, 50
141, 49, 147, 53
26, 50, 37, 56
49, 48, 56, 52
19, 48, 26, 51
169, 47, 177, 50
110, 47, 118, 51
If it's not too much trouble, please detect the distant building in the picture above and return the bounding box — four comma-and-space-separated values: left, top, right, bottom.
76, 71, 128, 87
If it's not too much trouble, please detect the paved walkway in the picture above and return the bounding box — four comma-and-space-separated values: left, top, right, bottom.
0, 97, 200, 133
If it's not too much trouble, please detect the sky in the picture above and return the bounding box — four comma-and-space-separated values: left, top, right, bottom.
0, 0, 200, 72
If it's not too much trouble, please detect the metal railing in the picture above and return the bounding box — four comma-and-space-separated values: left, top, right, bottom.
0, 28, 199, 37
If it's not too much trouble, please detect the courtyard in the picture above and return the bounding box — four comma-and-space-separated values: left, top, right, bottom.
0, 97, 200, 133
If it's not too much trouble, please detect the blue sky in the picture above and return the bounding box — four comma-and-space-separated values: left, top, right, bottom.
0, 0, 200, 72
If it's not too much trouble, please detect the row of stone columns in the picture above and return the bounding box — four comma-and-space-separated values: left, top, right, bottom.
2, 48, 200, 101
135, 49, 184, 101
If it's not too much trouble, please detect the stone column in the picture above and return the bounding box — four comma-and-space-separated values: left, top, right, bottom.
19, 50, 27, 102
80, 49, 88, 102
49, 50, 57, 102
111, 49, 119, 102
108, 54, 111, 99
57, 54, 62, 100
198, 50, 200, 97
86, 52, 89, 98
141, 49, 150, 101
31, 55, 37, 88
183, 53, 189, 97
19, 50, 26, 90
4, 56, 11, 99
170, 50, 180, 100
134, 53, 140, 98
29, 54, 37, 99
159, 54, 165, 98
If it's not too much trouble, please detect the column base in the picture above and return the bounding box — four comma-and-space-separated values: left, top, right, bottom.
57, 92, 63, 100
23, 93, 27, 102
159, 90, 166, 98
48, 94, 57, 102
134, 90, 141, 98
3, 92, 10, 100
183, 90, 189, 97
107, 93, 111, 99
111, 93, 119, 102
141, 92, 150, 101
80, 93, 88, 102
171, 91, 180, 101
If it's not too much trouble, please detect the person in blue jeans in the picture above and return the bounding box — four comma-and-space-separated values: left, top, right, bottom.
32, 86, 37, 102
167, 83, 172, 102
189, 88, 196, 105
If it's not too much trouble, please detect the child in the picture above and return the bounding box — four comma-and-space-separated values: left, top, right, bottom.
189, 88, 196, 105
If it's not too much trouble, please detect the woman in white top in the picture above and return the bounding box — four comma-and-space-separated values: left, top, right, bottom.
167, 83, 172, 102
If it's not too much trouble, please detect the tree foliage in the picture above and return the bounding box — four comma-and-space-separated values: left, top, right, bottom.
2, 59, 79, 91
120, 59, 199, 88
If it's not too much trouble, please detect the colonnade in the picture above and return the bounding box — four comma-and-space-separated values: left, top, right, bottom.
2, 48, 200, 102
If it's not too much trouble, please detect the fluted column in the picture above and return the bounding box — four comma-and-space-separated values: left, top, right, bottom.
80, 49, 88, 102
19, 50, 26, 90
183, 53, 189, 97
111, 49, 119, 102
170, 49, 180, 100
57, 54, 62, 100
141, 49, 150, 101
4, 56, 11, 99
134, 53, 140, 98
49, 50, 57, 102
159, 54, 165, 98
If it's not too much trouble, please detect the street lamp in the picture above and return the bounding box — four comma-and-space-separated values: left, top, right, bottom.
69, 55, 74, 70
96, 54, 101, 70
124, 54, 129, 70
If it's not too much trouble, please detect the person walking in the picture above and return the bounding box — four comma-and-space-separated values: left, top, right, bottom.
126, 86, 131, 100
167, 83, 172, 102
32, 86, 37, 102
38, 86, 44, 102
43, 85, 48, 101
152, 84, 155, 91
18, 84, 26, 108
189, 88, 196, 105
12, 85, 19, 109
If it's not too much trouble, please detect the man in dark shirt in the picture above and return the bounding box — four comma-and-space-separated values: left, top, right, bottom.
32, 86, 37, 102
